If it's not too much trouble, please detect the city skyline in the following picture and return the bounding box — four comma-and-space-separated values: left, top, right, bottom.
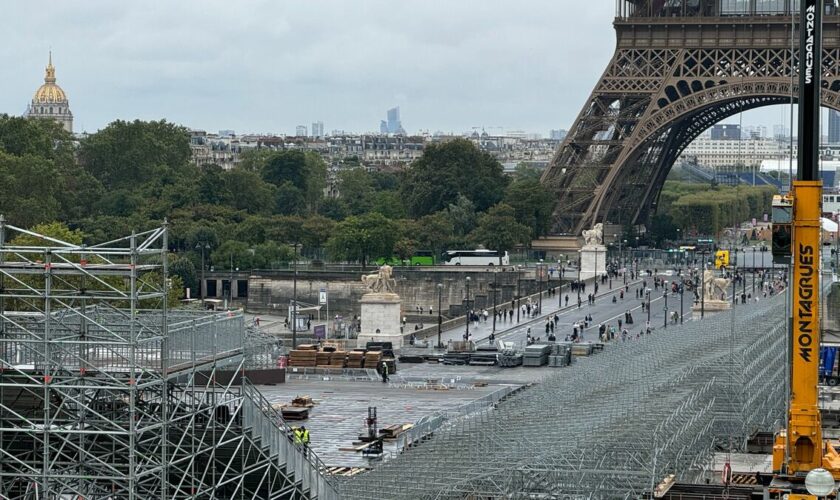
2, 0, 618, 135
2, 0, 810, 137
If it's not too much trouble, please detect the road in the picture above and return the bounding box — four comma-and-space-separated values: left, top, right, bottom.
429, 270, 770, 349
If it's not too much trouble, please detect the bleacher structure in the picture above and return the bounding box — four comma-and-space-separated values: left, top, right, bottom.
0, 217, 337, 499
343, 292, 788, 499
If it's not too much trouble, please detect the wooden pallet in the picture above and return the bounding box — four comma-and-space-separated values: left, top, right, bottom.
291, 395, 315, 408
325, 466, 369, 477
379, 423, 413, 439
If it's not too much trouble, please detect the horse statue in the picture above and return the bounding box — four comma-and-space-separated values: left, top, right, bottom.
703, 270, 730, 301
361, 264, 397, 294
582, 223, 604, 247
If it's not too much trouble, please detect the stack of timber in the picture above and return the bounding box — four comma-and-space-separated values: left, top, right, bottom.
571, 343, 594, 356
325, 466, 370, 477
329, 351, 347, 367
379, 424, 413, 440
291, 395, 315, 408
288, 346, 318, 367
363, 351, 382, 368
347, 350, 366, 368
315, 351, 331, 367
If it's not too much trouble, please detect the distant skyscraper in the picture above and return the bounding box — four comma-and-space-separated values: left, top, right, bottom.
295, 125, 307, 137
773, 124, 790, 140
710, 124, 740, 140
549, 129, 567, 141
830, 111, 840, 144
311, 121, 324, 138
379, 106, 406, 135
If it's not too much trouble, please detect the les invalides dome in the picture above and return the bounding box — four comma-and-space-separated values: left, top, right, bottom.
25, 52, 73, 133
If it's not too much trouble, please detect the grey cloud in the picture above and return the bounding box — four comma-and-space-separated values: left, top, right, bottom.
2, 0, 617, 134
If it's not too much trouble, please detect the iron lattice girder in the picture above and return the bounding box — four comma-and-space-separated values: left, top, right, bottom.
541, 15, 840, 235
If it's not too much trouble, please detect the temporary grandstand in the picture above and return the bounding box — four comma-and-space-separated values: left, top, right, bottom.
0, 217, 337, 499
341, 292, 788, 499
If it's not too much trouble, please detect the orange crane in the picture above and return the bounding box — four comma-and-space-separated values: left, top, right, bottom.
771, 0, 840, 496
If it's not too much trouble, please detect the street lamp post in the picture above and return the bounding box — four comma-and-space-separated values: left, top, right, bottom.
292, 242, 299, 349
437, 283, 444, 348
679, 279, 684, 324
516, 266, 522, 322
700, 251, 706, 319
195, 243, 210, 309
465, 277, 472, 341
646, 289, 651, 325
538, 259, 545, 314
663, 286, 668, 329
492, 270, 498, 333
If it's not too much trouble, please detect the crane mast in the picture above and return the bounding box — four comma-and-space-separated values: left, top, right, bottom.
787, 0, 824, 473
771, 1, 840, 495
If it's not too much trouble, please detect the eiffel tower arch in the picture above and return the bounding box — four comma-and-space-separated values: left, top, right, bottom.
541, 0, 840, 238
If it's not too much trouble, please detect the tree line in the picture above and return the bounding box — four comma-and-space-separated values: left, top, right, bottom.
0, 115, 555, 291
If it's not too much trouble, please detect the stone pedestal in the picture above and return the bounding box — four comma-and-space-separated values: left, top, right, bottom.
579, 245, 607, 281
691, 299, 732, 319
357, 292, 403, 349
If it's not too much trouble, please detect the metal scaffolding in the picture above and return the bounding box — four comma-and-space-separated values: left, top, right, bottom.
0, 218, 338, 499
343, 293, 787, 499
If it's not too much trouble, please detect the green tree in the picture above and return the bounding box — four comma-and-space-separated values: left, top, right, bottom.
337, 168, 375, 215
394, 238, 416, 261
401, 138, 508, 217
504, 177, 555, 237
10, 221, 84, 247
411, 211, 455, 258
0, 114, 74, 163
469, 203, 531, 264
447, 195, 478, 236
211, 240, 254, 271
79, 120, 193, 191
0, 152, 62, 227
326, 213, 399, 268
170, 254, 198, 293
300, 215, 336, 250
318, 198, 349, 220
253, 241, 294, 268
260, 150, 326, 213
224, 169, 275, 214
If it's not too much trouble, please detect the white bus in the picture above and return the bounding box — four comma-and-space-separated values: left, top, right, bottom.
442, 249, 510, 266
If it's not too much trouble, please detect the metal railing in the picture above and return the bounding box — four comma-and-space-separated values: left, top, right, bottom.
390, 385, 519, 456
241, 378, 340, 500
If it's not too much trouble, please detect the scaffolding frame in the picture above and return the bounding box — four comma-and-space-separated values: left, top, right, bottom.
344, 292, 788, 499
0, 217, 338, 499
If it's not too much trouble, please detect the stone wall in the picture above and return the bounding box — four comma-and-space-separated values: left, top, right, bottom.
246, 268, 564, 318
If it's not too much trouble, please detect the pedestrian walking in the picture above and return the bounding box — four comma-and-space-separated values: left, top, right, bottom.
565, 294, 569, 306
380, 361, 389, 383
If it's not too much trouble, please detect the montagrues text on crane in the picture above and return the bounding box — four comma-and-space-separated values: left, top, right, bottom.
804, 3, 817, 85
797, 242, 815, 362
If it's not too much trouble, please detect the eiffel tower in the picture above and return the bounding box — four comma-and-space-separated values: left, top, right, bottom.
540, 0, 840, 240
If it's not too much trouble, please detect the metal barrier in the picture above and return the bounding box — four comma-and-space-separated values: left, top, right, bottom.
241, 378, 340, 500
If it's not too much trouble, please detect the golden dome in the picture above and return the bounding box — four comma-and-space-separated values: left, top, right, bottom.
33, 52, 67, 104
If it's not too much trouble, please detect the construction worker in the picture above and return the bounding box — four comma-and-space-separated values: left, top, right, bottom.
380, 360, 389, 383
296, 425, 310, 457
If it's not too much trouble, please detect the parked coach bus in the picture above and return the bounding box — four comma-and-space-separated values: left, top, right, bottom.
442, 249, 509, 266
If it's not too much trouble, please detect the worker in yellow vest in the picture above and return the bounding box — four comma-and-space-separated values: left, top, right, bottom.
294, 425, 310, 457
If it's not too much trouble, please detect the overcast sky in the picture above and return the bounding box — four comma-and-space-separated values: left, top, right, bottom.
3, 1, 788, 136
